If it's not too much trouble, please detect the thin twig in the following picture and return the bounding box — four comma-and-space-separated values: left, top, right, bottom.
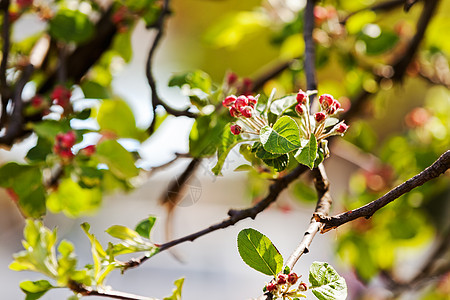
285, 164, 333, 270
146, 0, 196, 134
0, 0, 11, 94
314, 150, 450, 232
251, 60, 296, 92
121, 164, 309, 270
69, 280, 156, 300
341, 0, 405, 24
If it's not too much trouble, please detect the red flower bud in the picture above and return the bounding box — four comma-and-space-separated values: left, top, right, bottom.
326, 105, 337, 115
222, 95, 236, 107
226, 72, 238, 86
240, 106, 252, 118
31, 95, 44, 108
17, 0, 33, 9
298, 282, 308, 292
314, 112, 326, 123
319, 94, 334, 109
333, 99, 341, 109
288, 273, 299, 284
229, 107, 239, 117
296, 90, 307, 104
336, 123, 348, 133
295, 103, 304, 115
230, 124, 241, 135
51, 85, 72, 108
235, 95, 248, 109
277, 274, 287, 285
266, 282, 277, 292
247, 95, 258, 107
80, 145, 96, 156
59, 149, 75, 159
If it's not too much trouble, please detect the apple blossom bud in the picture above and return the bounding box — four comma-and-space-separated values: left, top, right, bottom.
229, 107, 239, 117
240, 106, 253, 118
315, 112, 326, 123
226, 72, 238, 86
319, 94, 334, 109
266, 282, 277, 292
295, 103, 304, 115
247, 95, 258, 107
222, 95, 236, 107
277, 274, 287, 285
336, 123, 348, 133
296, 90, 307, 104
235, 95, 248, 109
230, 124, 241, 135
288, 273, 299, 284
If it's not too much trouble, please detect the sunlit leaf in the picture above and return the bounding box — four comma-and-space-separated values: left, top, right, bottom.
260, 116, 301, 154
309, 262, 347, 300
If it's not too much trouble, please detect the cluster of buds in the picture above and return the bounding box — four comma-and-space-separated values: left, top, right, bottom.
53, 131, 76, 160
223, 94, 267, 135
294, 90, 348, 142
224, 72, 253, 95
264, 272, 308, 299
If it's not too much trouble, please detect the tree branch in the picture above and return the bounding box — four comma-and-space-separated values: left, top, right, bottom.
0, 0, 11, 96
285, 164, 333, 270
146, 0, 197, 134
343, 0, 439, 122
251, 60, 296, 92
341, 0, 406, 24
122, 164, 309, 270
0, 64, 34, 145
303, 0, 317, 92
314, 150, 450, 232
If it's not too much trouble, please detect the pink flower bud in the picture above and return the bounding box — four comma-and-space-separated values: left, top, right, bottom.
59, 149, 75, 159
288, 273, 299, 284
333, 99, 341, 109
266, 282, 277, 292
296, 90, 307, 104
314, 112, 326, 123
230, 124, 241, 135
319, 94, 334, 109
326, 105, 337, 115
240, 106, 253, 118
226, 72, 238, 86
336, 123, 348, 133
222, 95, 236, 107
277, 274, 287, 285
295, 103, 304, 115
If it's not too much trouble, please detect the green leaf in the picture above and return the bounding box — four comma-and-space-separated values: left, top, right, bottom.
309, 262, 347, 300
20, 280, 53, 300
168, 70, 212, 94
95, 140, 139, 180
32, 120, 71, 142
81, 81, 110, 99
237, 228, 283, 276
357, 27, 399, 56
112, 31, 132, 62
252, 142, 289, 172
269, 94, 297, 116
26, 137, 52, 162
49, 9, 94, 44
135, 216, 157, 239
295, 135, 317, 169
163, 278, 184, 300
212, 125, 242, 175
260, 116, 301, 154
189, 115, 228, 158
97, 99, 147, 141
106, 224, 159, 256
46, 178, 102, 218
0, 163, 46, 218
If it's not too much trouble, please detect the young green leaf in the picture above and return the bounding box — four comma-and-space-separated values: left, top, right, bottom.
20, 280, 54, 300
163, 278, 185, 300
49, 9, 94, 44
106, 225, 159, 256
295, 135, 318, 169
269, 94, 297, 116
260, 116, 301, 154
237, 228, 283, 276
135, 216, 157, 239
252, 142, 289, 172
211, 125, 242, 175
95, 140, 139, 180
309, 262, 347, 300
